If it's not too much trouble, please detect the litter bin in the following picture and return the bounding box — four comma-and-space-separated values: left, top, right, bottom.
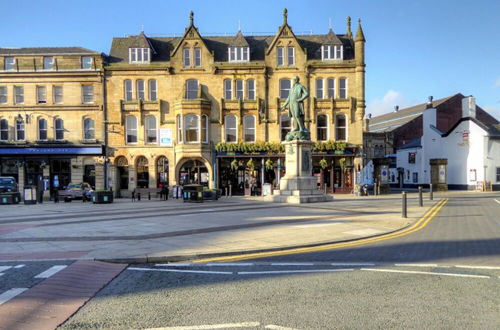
183, 184, 204, 203
23, 185, 37, 205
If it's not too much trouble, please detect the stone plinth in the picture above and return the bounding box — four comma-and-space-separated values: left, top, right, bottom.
266, 140, 333, 204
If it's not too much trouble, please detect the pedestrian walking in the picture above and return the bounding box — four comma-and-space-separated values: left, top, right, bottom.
131, 189, 136, 202
165, 186, 169, 200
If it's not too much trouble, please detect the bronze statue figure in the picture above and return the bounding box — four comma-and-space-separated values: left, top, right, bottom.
281, 76, 310, 141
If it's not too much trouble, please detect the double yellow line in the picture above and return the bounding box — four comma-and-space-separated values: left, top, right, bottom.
194, 198, 449, 263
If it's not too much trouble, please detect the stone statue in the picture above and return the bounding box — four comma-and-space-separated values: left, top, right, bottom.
281, 76, 310, 141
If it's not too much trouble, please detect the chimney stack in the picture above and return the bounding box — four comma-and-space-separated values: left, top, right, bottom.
462, 96, 476, 118
426, 96, 433, 109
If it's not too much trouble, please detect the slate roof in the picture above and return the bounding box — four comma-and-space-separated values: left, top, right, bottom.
107, 32, 354, 64
399, 137, 421, 150
229, 31, 250, 47
0, 47, 99, 55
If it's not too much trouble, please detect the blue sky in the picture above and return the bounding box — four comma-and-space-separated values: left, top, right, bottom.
2, 0, 499, 119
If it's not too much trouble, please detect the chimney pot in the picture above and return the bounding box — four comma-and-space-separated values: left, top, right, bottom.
394, 105, 399, 112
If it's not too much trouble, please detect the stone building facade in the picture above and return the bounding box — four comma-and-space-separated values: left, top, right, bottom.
0, 47, 105, 198
105, 10, 367, 196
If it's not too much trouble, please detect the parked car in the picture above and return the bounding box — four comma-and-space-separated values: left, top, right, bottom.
58, 182, 93, 202
0, 177, 18, 193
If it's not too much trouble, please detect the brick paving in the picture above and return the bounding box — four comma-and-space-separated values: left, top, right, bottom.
0, 260, 126, 330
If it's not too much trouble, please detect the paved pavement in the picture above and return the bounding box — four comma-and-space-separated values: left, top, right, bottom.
0, 190, 483, 263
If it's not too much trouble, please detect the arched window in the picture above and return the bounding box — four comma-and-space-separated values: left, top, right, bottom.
15, 117, 25, 141
38, 118, 47, 141
279, 79, 291, 99
243, 115, 255, 142
247, 79, 255, 100
136, 80, 145, 100
55, 118, 64, 140
316, 114, 328, 141
327, 78, 335, 98
316, 78, 324, 99
0, 119, 8, 141
280, 114, 291, 141
186, 79, 198, 100
148, 79, 157, 101
339, 78, 347, 99
224, 79, 232, 100
136, 156, 149, 188
201, 114, 208, 143
225, 115, 237, 143
236, 79, 244, 100
145, 116, 157, 144
83, 118, 95, 140
126, 116, 138, 144
124, 80, 133, 101
184, 114, 199, 143
177, 114, 183, 143
157, 156, 169, 186
335, 114, 347, 141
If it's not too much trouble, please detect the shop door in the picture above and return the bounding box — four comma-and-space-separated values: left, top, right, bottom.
83, 165, 95, 188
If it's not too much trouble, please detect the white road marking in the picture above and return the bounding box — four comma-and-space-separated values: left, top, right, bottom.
0, 266, 12, 272
14, 264, 25, 269
293, 223, 341, 228
34, 265, 67, 279
395, 263, 439, 267
361, 268, 491, 279
494, 199, 500, 204
0, 288, 28, 306
128, 267, 232, 275
265, 325, 298, 330
270, 262, 315, 266
145, 322, 261, 329
331, 262, 376, 266
206, 263, 254, 267
343, 228, 385, 236
156, 263, 193, 267
454, 265, 500, 270
238, 269, 354, 275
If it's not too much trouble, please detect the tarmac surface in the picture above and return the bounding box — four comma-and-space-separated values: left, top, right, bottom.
0, 190, 461, 263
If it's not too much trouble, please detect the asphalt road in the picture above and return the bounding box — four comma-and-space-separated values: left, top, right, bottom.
57, 193, 500, 329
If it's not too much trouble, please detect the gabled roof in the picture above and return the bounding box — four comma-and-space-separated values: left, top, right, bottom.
399, 137, 421, 150
441, 117, 500, 138
324, 28, 343, 45
0, 47, 99, 55
127, 32, 157, 54
229, 31, 249, 47
171, 11, 211, 58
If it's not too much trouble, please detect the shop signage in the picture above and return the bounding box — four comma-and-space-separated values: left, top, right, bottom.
159, 129, 173, 146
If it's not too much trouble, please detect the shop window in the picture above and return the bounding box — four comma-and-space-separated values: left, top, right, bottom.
280, 113, 291, 141
317, 114, 328, 141
148, 79, 157, 101
247, 79, 255, 100
83, 118, 95, 140
145, 116, 157, 144
38, 118, 48, 141
243, 115, 255, 142
335, 114, 347, 141
225, 115, 237, 143
157, 156, 169, 186
115, 156, 129, 190
124, 80, 133, 101
186, 79, 198, 100
126, 116, 138, 144
55, 118, 64, 140
0, 119, 8, 141
184, 114, 199, 143
279, 79, 291, 99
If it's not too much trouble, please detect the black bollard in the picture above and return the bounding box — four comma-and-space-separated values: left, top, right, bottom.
402, 191, 407, 218
430, 183, 433, 201
137, 192, 141, 201
418, 186, 423, 207
148, 192, 151, 200
229, 185, 232, 197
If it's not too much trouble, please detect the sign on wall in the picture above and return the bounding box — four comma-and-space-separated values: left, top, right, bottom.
159, 129, 173, 146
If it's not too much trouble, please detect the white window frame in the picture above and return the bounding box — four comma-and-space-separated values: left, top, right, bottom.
83, 118, 95, 140
236, 79, 244, 100
243, 115, 256, 142
194, 48, 201, 67
201, 114, 208, 143
183, 48, 191, 67
224, 115, 238, 143
224, 79, 232, 100
327, 78, 335, 99
14, 86, 24, 104
279, 79, 291, 99
82, 85, 94, 104
129, 48, 150, 64
247, 79, 255, 100
43, 56, 54, 70
136, 80, 145, 100
177, 114, 183, 143
125, 116, 138, 144
144, 115, 158, 144
53, 86, 63, 104
81, 56, 93, 70
322, 45, 343, 60
148, 79, 157, 101
184, 114, 200, 143
15, 118, 25, 141
0, 119, 8, 141
280, 113, 292, 141
335, 114, 347, 141
38, 118, 48, 141
287, 46, 295, 66
316, 114, 328, 141
228, 47, 250, 62
54, 118, 64, 140
186, 79, 198, 100
37, 86, 47, 104
124, 80, 133, 101
316, 78, 324, 99
277, 47, 284, 66
0, 86, 7, 104
339, 78, 348, 99
4, 57, 15, 71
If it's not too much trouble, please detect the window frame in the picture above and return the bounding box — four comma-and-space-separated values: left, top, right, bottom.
4, 57, 15, 71
82, 85, 94, 104
125, 116, 138, 144
177, 114, 183, 143
280, 113, 292, 141
235, 79, 244, 100
83, 117, 95, 140
0, 86, 7, 104
15, 117, 25, 141
43, 56, 54, 70
247, 79, 255, 100
183, 48, 191, 67
124, 80, 133, 101
185, 79, 198, 100
129, 48, 150, 64
287, 46, 295, 66
81, 56, 93, 70
136, 79, 145, 100
243, 115, 256, 142
277, 47, 284, 66
327, 78, 335, 99
54, 118, 64, 140
184, 114, 200, 143
38, 118, 48, 141
0, 119, 8, 141
144, 115, 158, 144
279, 79, 291, 99
316, 114, 328, 141
335, 114, 347, 141
322, 45, 343, 60
14, 86, 24, 104
316, 78, 324, 99
194, 47, 202, 67
224, 79, 232, 100
339, 78, 347, 99
53, 85, 63, 104
201, 114, 208, 143
148, 79, 157, 101
36, 86, 47, 104
224, 115, 238, 143
228, 47, 250, 62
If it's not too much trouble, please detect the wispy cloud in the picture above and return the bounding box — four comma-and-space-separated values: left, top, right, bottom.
366, 90, 411, 117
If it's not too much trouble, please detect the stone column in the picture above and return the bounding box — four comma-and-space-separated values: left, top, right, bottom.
128, 165, 136, 192
148, 162, 156, 188
18, 165, 25, 188
71, 157, 83, 183
94, 163, 105, 190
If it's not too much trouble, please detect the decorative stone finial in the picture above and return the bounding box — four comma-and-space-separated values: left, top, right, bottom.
355, 17, 366, 42
189, 11, 194, 26
283, 8, 288, 25
346, 16, 352, 39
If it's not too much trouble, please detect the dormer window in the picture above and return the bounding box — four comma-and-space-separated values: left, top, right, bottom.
43, 57, 54, 70
228, 47, 249, 62
129, 48, 150, 64
321, 45, 343, 60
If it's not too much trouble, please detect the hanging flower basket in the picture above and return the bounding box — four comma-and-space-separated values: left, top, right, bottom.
319, 158, 329, 169
230, 159, 239, 171
265, 159, 274, 170
246, 158, 256, 170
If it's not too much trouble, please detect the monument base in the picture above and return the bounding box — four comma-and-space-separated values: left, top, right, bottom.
265, 140, 333, 204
